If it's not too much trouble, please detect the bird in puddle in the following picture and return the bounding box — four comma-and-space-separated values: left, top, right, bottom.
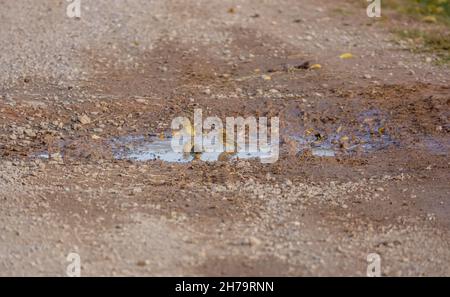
172, 119, 239, 161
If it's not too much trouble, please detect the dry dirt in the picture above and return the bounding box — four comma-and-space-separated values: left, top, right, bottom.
0, 0, 449, 276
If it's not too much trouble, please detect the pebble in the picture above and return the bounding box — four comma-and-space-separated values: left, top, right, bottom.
132, 187, 143, 195
136, 260, 150, 267
248, 236, 262, 246
78, 115, 91, 125
24, 129, 36, 137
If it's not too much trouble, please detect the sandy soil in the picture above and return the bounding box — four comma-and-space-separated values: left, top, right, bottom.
0, 0, 449, 276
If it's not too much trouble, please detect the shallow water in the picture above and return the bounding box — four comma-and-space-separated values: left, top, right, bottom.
111, 135, 279, 163
311, 148, 336, 157
32, 121, 447, 164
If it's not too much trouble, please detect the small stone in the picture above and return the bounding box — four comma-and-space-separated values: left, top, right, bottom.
24, 129, 36, 137
136, 260, 150, 266
149, 175, 166, 186
132, 187, 143, 195
158, 66, 168, 72
248, 236, 262, 246
78, 115, 91, 125
236, 161, 250, 169
50, 152, 63, 162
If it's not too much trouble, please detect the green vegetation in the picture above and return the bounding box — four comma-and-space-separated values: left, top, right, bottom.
386, 0, 450, 24
414, 0, 450, 18
385, 0, 450, 63
396, 28, 450, 63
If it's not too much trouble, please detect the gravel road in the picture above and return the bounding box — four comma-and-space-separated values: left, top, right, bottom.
0, 0, 449, 276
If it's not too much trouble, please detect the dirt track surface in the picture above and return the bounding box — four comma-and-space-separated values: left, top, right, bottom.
0, 0, 449, 276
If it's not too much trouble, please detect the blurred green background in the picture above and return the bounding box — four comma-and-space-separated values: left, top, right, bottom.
388, 0, 450, 22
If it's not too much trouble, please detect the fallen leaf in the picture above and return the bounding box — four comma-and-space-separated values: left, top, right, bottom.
339, 53, 354, 59
309, 63, 322, 70
422, 15, 437, 23
305, 128, 314, 136
340, 136, 349, 142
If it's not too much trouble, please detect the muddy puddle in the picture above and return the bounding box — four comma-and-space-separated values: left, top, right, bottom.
30, 106, 449, 163
110, 135, 279, 163
33, 131, 398, 164
32, 132, 448, 163
290, 131, 397, 158
290, 133, 395, 157
110, 124, 399, 163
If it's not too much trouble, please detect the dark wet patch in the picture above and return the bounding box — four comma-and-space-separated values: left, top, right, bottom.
413, 136, 449, 156
288, 109, 398, 157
